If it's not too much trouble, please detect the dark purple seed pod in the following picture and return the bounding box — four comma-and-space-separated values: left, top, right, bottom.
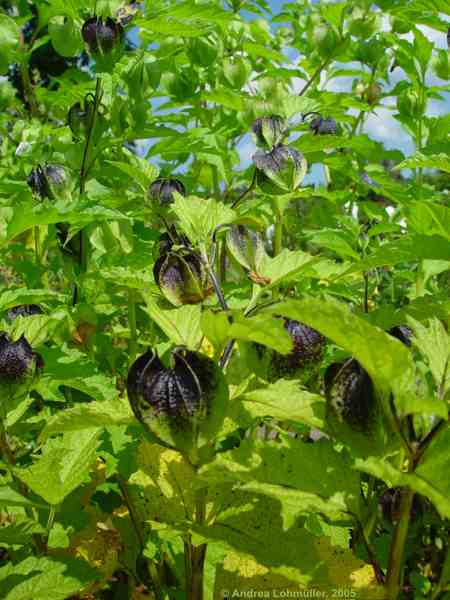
27, 164, 70, 200
270, 318, 325, 379
153, 250, 212, 307
379, 487, 422, 523
388, 325, 413, 347
253, 144, 306, 195
252, 115, 286, 148
325, 358, 375, 432
127, 348, 217, 426
82, 16, 124, 56
309, 116, 338, 135
447, 27, 450, 50
27, 165, 47, 198
148, 178, 186, 206
6, 305, 43, 321
0, 332, 42, 383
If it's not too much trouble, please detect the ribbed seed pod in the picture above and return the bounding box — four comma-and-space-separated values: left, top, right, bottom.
153, 250, 212, 307
253, 144, 307, 195
252, 115, 286, 148
148, 178, 186, 206
82, 17, 124, 56
0, 333, 42, 383
325, 358, 375, 432
6, 305, 43, 321
269, 318, 325, 381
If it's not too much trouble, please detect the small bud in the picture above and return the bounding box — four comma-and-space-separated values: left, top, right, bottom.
325, 358, 375, 433
253, 144, 307, 195
27, 164, 71, 201
6, 305, 43, 321
148, 178, 186, 206
0, 332, 42, 383
252, 115, 286, 148
82, 16, 124, 57
127, 347, 227, 458
153, 250, 212, 307
309, 116, 338, 135
67, 99, 95, 139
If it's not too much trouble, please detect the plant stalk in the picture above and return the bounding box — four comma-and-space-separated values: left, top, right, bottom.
185, 486, 207, 600
128, 289, 138, 366
73, 77, 103, 306
385, 488, 414, 600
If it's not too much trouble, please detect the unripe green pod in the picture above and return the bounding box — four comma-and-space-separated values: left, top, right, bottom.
153, 250, 212, 307
221, 56, 251, 89
313, 19, 339, 57
253, 145, 307, 195
397, 87, 425, 118
67, 98, 95, 139
251, 115, 286, 148
164, 70, 198, 101
127, 347, 228, 461
187, 35, 221, 68
432, 49, 450, 81
226, 225, 266, 275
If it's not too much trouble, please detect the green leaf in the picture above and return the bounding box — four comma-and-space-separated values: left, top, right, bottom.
48, 17, 83, 57
106, 155, 158, 193
0, 289, 65, 313
0, 15, 20, 75
395, 152, 450, 174
14, 429, 100, 505
0, 518, 46, 546
0, 556, 98, 600
258, 249, 319, 288
355, 445, 450, 519
239, 379, 326, 430
170, 195, 236, 245
144, 299, 203, 350
408, 317, 450, 395
200, 436, 361, 524
228, 313, 293, 354
0, 486, 47, 509
39, 398, 133, 440
200, 310, 230, 352
36, 346, 120, 402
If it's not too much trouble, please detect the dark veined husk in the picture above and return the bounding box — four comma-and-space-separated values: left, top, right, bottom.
388, 325, 413, 347
309, 116, 338, 135
253, 144, 307, 195
148, 177, 186, 206
268, 318, 326, 383
153, 250, 212, 307
27, 164, 71, 201
127, 348, 228, 461
6, 305, 43, 321
325, 358, 376, 433
81, 16, 124, 56
0, 332, 43, 384
252, 115, 286, 148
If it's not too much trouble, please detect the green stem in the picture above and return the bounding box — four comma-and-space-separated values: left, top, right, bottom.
273, 208, 283, 257
185, 486, 207, 600
73, 77, 103, 306
385, 488, 414, 600
117, 475, 164, 600
298, 55, 333, 96
128, 289, 138, 366
34, 225, 41, 266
